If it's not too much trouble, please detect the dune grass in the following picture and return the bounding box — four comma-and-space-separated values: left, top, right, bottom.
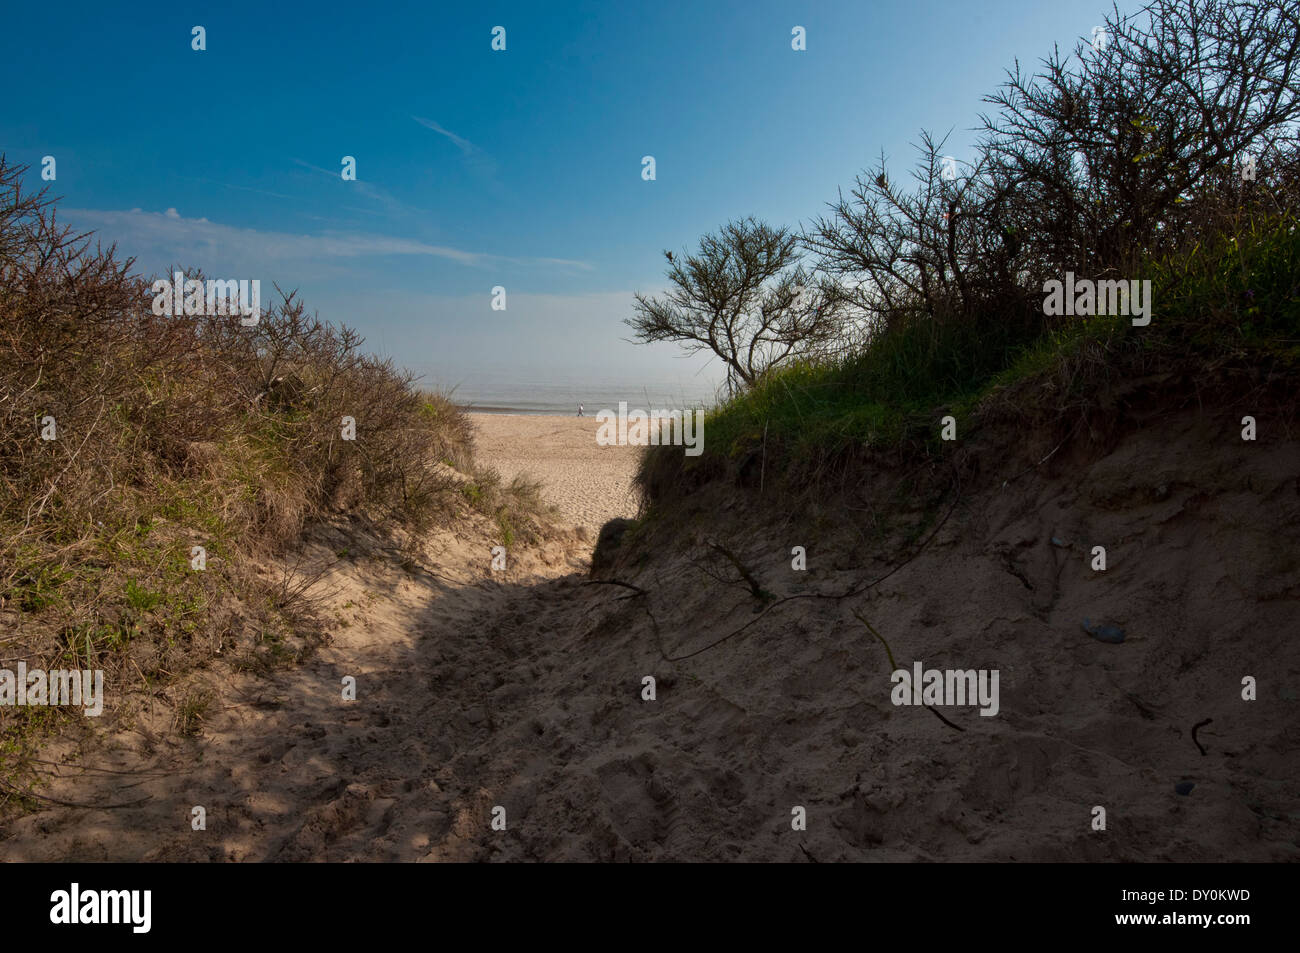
0, 158, 552, 773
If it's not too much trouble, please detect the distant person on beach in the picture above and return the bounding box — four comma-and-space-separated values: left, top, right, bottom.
578, 403, 584, 417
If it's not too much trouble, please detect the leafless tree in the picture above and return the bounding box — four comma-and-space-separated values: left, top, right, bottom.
804, 132, 1036, 333
980, 0, 1300, 276
805, 0, 1300, 328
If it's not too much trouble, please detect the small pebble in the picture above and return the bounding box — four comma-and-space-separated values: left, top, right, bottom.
1175, 781, 1195, 796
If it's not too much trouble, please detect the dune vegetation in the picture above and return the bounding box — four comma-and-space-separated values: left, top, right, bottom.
0, 158, 550, 771
634, 0, 1300, 506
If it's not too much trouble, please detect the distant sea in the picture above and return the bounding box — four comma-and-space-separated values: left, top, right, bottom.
431, 371, 721, 416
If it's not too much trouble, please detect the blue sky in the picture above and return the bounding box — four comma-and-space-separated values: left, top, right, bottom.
0, 0, 1114, 398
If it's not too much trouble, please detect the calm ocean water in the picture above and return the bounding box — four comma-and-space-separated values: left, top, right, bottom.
429, 371, 721, 416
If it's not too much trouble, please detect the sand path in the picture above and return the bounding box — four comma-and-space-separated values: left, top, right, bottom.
0, 420, 642, 861
1, 528, 589, 861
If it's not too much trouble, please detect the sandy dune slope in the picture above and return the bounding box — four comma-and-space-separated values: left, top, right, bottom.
2, 404, 1297, 861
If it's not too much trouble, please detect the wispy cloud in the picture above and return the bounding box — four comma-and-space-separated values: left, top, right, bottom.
219, 181, 297, 201
412, 116, 500, 183
412, 116, 476, 154
526, 256, 594, 270
66, 207, 482, 276
176, 174, 299, 202
291, 157, 345, 179
62, 207, 591, 276
289, 157, 423, 218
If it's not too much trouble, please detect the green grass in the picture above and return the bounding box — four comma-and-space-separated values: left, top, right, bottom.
124, 578, 164, 612
641, 210, 1300, 500
496, 513, 516, 549
9, 552, 70, 612
660, 309, 1045, 484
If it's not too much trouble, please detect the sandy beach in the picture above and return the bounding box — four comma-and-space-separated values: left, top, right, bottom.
469, 413, 642, 532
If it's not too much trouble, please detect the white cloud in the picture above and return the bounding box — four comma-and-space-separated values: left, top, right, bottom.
412, 116, 500, 183
289, 157, 425, 218
412, 116, 476, 154
62, 207, 590, 275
